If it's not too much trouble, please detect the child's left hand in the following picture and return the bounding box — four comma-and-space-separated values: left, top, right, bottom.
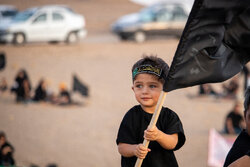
144, 125, 161, 141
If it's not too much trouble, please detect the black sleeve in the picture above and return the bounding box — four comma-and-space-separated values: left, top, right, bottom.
116, 111, 137, 145
163, 109, 186, 151
247, 150, 250, 156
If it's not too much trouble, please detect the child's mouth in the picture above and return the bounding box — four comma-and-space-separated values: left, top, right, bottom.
142, 97, 151, 100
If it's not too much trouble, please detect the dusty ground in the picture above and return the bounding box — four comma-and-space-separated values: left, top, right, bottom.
0, 0, 248, 167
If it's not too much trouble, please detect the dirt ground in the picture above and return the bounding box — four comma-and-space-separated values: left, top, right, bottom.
0, 0, 248, 167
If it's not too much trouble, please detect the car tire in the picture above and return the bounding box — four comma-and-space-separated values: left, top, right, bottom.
119, 34, 128, 41
13, 33, 25, 45
66, 32, 78, 44
134, 31, 146, 43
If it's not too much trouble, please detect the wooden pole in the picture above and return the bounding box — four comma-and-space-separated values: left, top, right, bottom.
134, 91, 167, 167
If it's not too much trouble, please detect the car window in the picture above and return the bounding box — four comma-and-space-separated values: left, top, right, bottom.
172, 6, 188, 21
156, 9, 173, 22
32, 13, 47, 23
139, 9, 155, 22
1, 10, 18, 17
52, 12, 64, 21
13, 10, 34, 22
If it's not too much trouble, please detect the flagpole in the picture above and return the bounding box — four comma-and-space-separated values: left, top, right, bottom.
134, 91, 167, 167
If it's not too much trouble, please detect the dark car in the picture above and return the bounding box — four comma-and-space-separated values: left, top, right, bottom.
111, 2, 190, 42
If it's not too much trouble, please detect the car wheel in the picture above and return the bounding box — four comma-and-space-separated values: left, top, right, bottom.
13, 33, 25, 45
134, 31, 146, 43
119, 34, 128, 41
66, 32, 78, 44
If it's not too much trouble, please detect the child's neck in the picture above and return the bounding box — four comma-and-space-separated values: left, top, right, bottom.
141, 105, 156, 114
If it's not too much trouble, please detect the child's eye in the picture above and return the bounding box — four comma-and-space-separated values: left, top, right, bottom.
149, 85, 157, 88
135, 84, 142, 88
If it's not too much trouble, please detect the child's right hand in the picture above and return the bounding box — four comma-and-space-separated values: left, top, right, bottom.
134, 144, 151, 159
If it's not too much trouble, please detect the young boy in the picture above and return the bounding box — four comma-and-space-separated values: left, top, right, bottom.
116, 55, 186, 167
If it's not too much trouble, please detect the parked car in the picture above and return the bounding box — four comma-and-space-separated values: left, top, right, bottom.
0, 5, 87, 44
0, 5, 18, 25
111, 2, 190, 42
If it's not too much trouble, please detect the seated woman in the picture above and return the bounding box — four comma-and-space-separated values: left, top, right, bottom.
33, 79, 47, 102
199, 84, 219, 97
11, 69, 32, 102
50, 82, 71, 106
224, 101, 245, 134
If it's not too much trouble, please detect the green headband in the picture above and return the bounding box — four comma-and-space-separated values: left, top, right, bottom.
132, 64, 162, 79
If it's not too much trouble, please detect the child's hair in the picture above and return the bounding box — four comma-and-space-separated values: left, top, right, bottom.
244, 86, 250, 117
132, 55, 169, 84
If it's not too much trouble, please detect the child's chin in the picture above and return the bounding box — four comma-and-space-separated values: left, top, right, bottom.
141, 104, 154, 108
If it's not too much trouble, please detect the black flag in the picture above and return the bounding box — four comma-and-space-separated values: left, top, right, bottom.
72, 74, 89, 97
0, 52, 6, 70
164, 0, 250, 92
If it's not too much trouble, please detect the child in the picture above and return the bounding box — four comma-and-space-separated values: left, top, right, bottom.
116, 55, 186, 167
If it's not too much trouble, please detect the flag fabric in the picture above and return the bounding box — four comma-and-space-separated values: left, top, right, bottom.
207, 129, 236, 167
163, 0, 250, 92
72, 74, 89, 97
0, 52, 6, 70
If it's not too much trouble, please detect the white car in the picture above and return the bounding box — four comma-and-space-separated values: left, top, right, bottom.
0, 5, 87, 44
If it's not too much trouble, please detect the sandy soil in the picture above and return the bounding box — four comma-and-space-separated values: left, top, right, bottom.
0, 0, 247, 167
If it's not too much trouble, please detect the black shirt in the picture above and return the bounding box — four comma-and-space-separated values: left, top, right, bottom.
223, 130, 250, 167
116, 105, 185, 167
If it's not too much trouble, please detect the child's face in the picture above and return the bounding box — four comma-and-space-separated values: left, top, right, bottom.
132, 73, 163, 113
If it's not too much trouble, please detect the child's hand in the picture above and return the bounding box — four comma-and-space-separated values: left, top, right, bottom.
134, 144, 151, 159
144, 125, 161, 141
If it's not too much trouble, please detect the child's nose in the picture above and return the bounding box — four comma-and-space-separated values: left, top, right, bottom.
142, 87, 149, 93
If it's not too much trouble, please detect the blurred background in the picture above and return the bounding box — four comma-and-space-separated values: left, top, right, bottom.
0, 0, 249, 167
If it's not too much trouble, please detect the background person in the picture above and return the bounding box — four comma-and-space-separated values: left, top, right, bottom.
32, 79, 47, 102
198, 84, 219, 97
50, 82, 71, 105
0, 131, 15, 166
11, 69, 32, 102
224, 100, 245, 134
223, 87, 250, 167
